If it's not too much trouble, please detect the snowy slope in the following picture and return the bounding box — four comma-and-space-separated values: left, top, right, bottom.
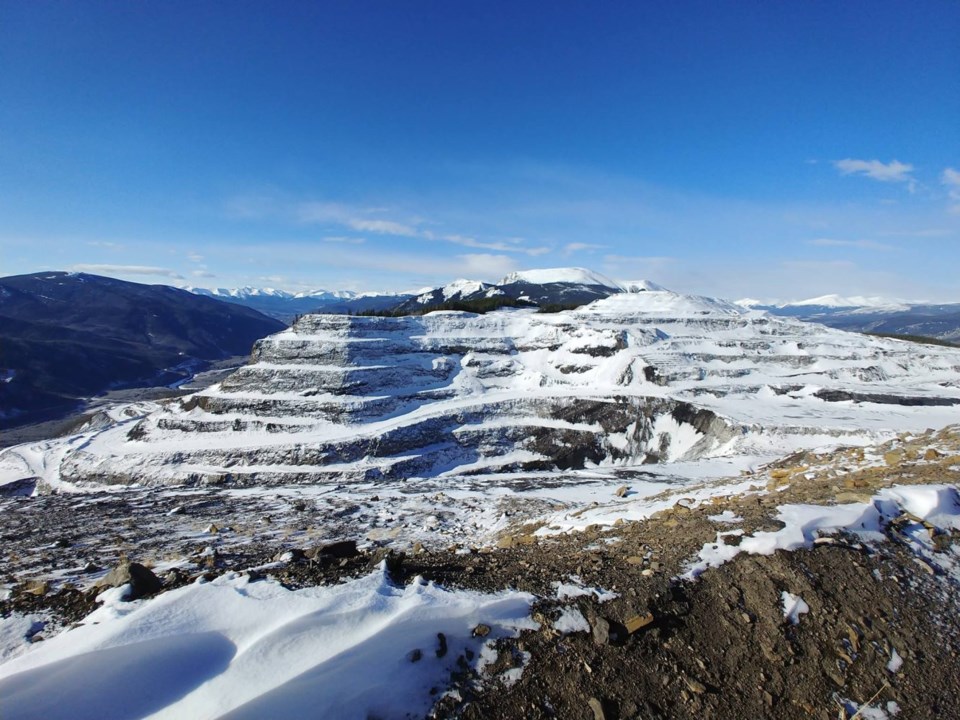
499, 267, 621, 289
620, 279, 668, 293
411, 278, 497, 306
0, 566, 536, 720
737, 295, 960, 341
787, 293, 903, 309
4, 285, 960, 492
187, 286, 297, 300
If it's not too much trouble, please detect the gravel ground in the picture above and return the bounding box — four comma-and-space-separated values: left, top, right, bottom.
3, 428, 960, 719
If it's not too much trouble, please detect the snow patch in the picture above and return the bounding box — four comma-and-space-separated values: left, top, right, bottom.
553, 578, 618, 603
0, 566, 536, 720
683, 484, 960, 580
780, 591, 809, 625
887, 648, 904, 673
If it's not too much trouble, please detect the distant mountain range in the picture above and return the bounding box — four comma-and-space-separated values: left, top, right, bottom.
185, 269, 960, 342
5, 267, 960, 433
183, 286, 411, 321
392, 267, 627, 313
737, 297, 960, 342
185, 267, 637, 319
16, 277, 960, 490
0, 272, 285, 429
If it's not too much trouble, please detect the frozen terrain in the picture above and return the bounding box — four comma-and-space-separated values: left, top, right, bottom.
2, 283, 960, 718
3, 286, 959, 497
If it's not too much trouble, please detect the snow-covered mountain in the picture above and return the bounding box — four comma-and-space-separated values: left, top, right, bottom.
184, 285, 412, 322
189, 268, 665, 320
395, 267, 627, 313
738, 295, 960, 342
499, 267, 620, 289
6, 284, 960, 490
620, 279, 667, 293
404, 278, 501, 309
786, 293, 907, 310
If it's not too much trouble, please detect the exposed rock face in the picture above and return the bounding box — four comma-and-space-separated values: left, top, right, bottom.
98, 561, 163, 600
31, 290, 960, 488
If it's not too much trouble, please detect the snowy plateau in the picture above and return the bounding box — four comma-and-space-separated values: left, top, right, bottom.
2, 279, 960, 719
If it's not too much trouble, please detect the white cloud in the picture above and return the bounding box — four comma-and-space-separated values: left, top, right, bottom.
230, 194, 553, 256
942, 167, 960, 213
86, 240, 123, 249
564, 242, 606, 255
526, 246, 552, 256
439, 234, 550, 255
808, 238, 892, 251
456, 253, 518, 278
191, 270, 216, 278
71, 264, 185, 279
187, 252, 204, 262
346, 218, 420, 236
834, 158, 915, 186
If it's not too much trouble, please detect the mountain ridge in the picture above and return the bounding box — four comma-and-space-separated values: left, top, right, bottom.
0, 271, 285, 429
8, 284, 960, 490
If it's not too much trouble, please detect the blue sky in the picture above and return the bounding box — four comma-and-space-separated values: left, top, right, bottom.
2, 1, 958, 301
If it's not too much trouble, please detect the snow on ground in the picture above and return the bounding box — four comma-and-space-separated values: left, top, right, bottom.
553, 606, 590, 634
0, 615, 45, 664
2, 291, 960, 717
682, 484, 960, 580
3, 290, 960, 494
780, 591, 810, 625
0, 565, 537, 720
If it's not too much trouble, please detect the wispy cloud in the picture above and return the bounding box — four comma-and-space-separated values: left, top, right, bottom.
86, 240, 123, 249
346, 218, 420, 236
437, 233, 550, 255
456, 253, 518, 278
71, 264, 185, 279
187, 252, 204, 262
191, 270, 216, 278
808, 237, 893, 251
834, 158, 915, 188
220, 239, 518, 287
564, 242, 606, 255
228, 194, 551, 256
942, 167, 960, 213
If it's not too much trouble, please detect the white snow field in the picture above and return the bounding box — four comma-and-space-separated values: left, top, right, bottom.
0, 565, 536, 720
2, 283, 960, 717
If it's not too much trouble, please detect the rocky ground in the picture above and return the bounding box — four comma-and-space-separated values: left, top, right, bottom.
3, 427, 960, 719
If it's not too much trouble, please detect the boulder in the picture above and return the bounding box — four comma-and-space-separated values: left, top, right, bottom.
98, 561, 163, 600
